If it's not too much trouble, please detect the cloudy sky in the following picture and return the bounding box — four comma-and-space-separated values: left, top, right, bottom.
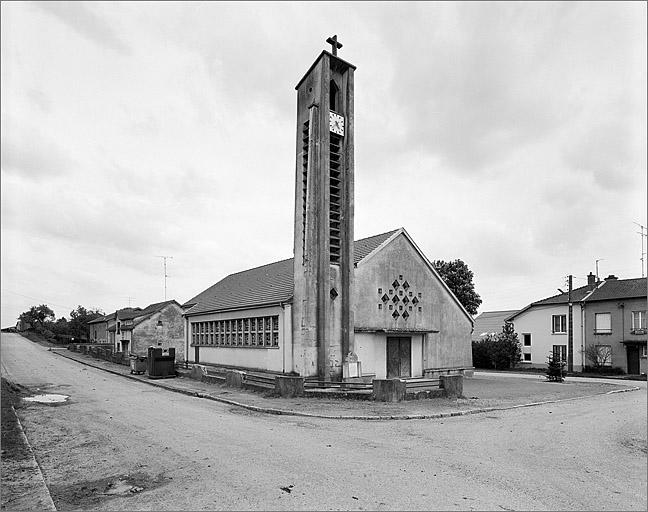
1, 1, 646, 327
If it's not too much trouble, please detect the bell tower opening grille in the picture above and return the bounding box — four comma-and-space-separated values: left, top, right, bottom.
329, 133, 342, 264
301, 120, 309, 261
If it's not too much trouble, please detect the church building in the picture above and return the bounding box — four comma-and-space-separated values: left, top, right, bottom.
183, 38, 473, 381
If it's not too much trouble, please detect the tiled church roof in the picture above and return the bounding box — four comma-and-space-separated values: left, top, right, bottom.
183, 229, 399, 316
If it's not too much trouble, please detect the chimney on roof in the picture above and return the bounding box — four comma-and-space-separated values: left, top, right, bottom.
605, 274, 618, 281
587, 272, 596, 289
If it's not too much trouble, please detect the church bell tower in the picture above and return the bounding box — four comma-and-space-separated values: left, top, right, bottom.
292, 36, 357, 380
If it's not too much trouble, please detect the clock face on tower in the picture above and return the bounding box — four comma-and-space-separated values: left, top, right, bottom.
329, 111, 345, 136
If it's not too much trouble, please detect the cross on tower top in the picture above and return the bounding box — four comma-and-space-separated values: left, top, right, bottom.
326, 35, 343, 56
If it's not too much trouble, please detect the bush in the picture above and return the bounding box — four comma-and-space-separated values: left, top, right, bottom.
583, 365, 625, 375
36, 327, 55, 340
472, 338, 492, 368
546, 356, 566, 382
471, 323, 522, 370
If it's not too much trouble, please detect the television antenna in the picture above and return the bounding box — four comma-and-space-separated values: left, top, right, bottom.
155, 256, 173, 301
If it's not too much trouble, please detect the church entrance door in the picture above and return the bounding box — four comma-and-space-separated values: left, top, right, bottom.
386, 337, 411, 378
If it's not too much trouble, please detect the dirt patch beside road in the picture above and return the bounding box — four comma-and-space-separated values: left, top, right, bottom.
1, 378, 31, 461
1, 378, 56, 511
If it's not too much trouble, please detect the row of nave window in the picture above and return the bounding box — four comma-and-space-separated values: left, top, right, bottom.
191, 316, 279, 348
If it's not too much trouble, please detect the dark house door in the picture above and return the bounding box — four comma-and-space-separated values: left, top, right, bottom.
387, 337, 411, 378
194, 346, 200, 364
627, 346, 640, 374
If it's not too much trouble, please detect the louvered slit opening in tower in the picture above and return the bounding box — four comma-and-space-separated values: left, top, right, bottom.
301, 121, 309, 261
329, 133, 342, 264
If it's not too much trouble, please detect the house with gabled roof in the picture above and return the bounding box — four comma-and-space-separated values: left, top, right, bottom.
88, 314, 108, 343
183, 228, 474, 380
507, 273, 647, 374
579, 276, 646, 375
104, 300, 185, 360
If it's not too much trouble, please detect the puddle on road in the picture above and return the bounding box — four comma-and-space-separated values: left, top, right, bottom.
24, 394, 69, 404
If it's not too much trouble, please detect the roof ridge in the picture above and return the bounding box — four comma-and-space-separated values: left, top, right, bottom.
480, 309, 518, 314
226, 257, 294, 278
532, 283, 593, 304
219, 230, 402, 280
354, 228, 400, 240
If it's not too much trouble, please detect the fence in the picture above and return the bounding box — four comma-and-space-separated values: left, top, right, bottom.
67, 343, 129, 366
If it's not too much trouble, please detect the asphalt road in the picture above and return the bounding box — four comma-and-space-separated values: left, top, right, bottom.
2, 332, 646, 511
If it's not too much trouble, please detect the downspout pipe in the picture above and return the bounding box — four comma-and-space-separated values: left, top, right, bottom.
581, 301, 587, 371
280, 302, 285, 374
580, 302, 585, 370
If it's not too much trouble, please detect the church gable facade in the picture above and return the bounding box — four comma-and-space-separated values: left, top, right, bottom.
353, 229, 473, 379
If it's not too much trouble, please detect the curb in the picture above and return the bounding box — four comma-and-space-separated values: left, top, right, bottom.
51, 350, 641, 421
7, 405, 57, 511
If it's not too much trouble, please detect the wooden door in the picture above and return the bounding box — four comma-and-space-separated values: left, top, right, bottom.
627, 346, 640, 374
386, 337, 411, 378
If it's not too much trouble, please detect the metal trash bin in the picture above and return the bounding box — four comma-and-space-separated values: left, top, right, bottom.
129, 355, 147, 375
146, 347, 176, 379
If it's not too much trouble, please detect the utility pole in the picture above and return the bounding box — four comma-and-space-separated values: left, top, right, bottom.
634, 222, 647, 278
155, 256, 173, 301
567, 274, 573, 373
123, 296, 135, 307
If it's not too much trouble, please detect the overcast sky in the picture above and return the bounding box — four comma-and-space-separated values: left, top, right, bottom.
2, 1, 646, 327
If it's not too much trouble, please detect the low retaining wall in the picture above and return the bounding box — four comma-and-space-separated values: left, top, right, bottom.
373, 375, 464, 402
68, 344, 129, 366
187, 365, 464, 402
424, 367, 473, 379
188, 365, 303, 397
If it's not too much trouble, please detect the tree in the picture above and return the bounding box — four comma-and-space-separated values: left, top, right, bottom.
68, 306, 104, 340
471, 323, 521, 370
432, 259, 482, 315
18, 304, 55, 330
50, 317, 70, 336
582, 344, 612, 370
493, 322, 522, 369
